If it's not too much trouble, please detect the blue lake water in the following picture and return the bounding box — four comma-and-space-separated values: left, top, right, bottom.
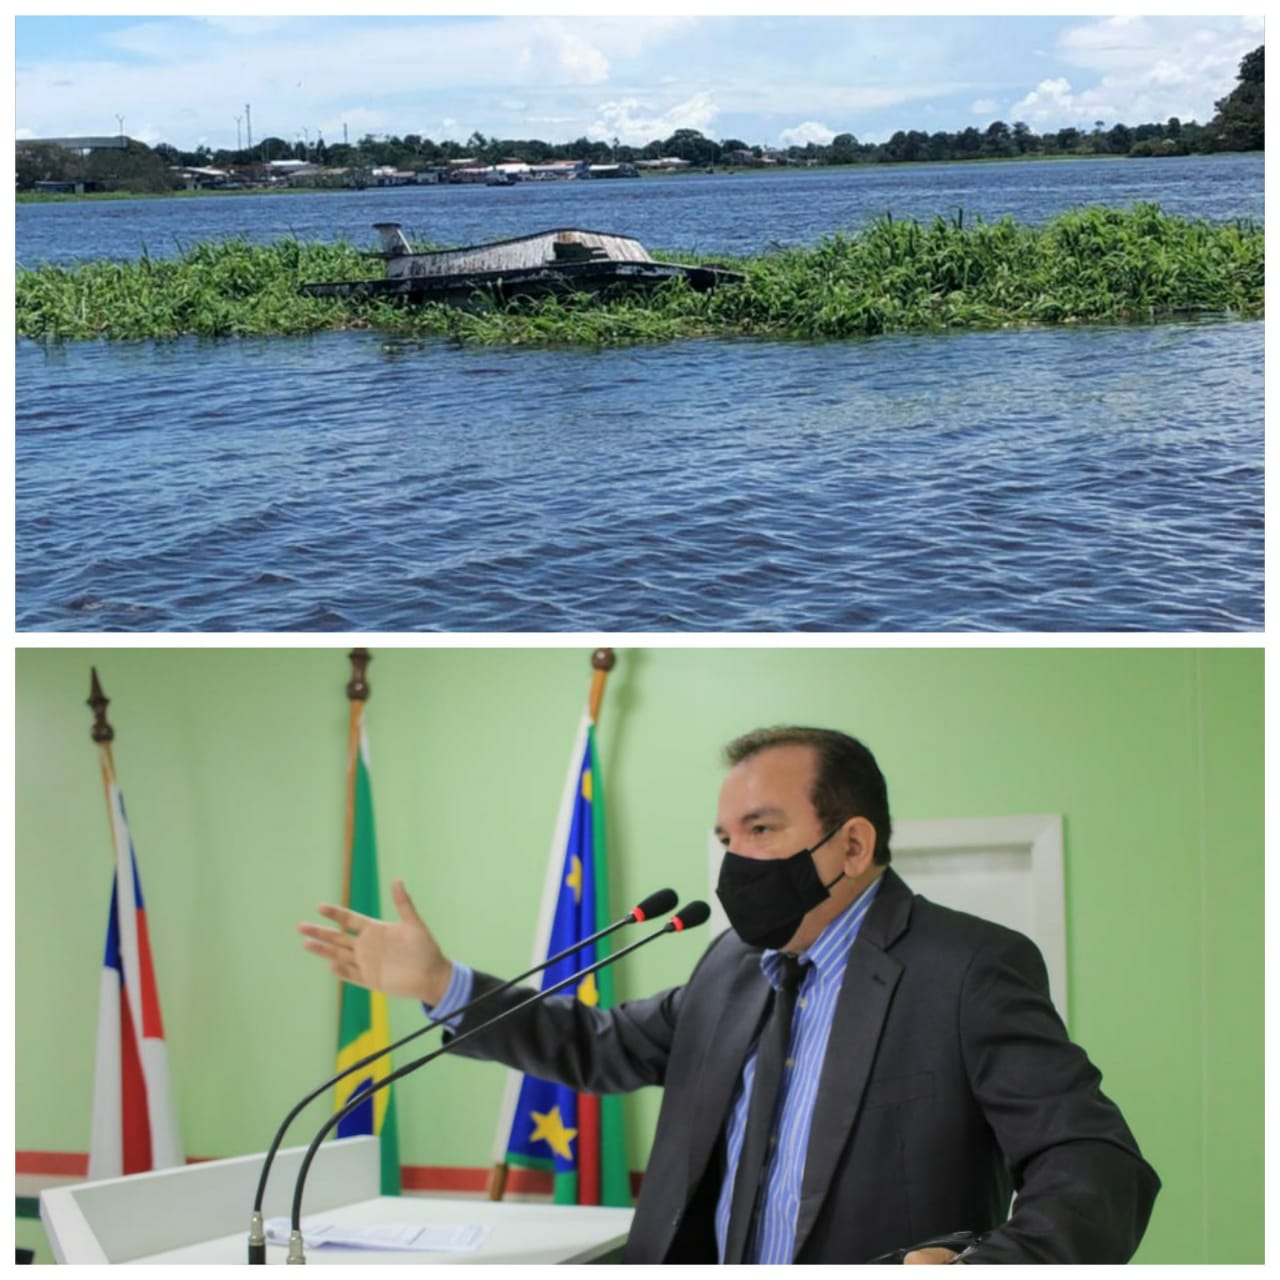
16, 320, 1262, 632
15, 153, 1264, 266
15, 154, 1265, 632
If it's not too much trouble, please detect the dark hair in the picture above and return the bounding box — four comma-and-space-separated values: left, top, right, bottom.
723, 726, 892, 865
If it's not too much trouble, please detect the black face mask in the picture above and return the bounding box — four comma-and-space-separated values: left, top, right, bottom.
716, 825, 846, 951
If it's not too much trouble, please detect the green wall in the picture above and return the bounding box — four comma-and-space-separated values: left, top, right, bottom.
15, 646, 1262, 1263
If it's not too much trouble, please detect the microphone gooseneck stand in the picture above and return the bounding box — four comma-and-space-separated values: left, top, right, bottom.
284, 902, 711, 1263
248, 887, 678, 1262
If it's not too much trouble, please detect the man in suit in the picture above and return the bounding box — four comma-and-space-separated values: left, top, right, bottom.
300, 726, 1160, 1263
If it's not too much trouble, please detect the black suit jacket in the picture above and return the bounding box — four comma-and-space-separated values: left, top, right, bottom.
448, 869, 1160, 1262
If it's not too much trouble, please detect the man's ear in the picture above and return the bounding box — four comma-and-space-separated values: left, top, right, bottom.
842, 816, 877, 874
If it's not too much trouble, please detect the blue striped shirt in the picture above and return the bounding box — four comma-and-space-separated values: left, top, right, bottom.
714, 874, 883, 1263
424, 960, 474, 1029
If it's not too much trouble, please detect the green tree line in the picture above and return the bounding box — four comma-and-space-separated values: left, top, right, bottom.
17, 45, 1262, 194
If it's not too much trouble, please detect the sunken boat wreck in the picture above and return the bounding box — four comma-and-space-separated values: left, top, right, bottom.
301, 223, 743, 305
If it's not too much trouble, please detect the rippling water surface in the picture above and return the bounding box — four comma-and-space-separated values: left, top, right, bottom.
16, 153, 1264, 266
16, 320, 1263, 631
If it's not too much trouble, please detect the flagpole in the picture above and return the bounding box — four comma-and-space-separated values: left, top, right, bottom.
88, 668, 119, 822
340, 648, 371, 1025
334, 647, 402, 1195
486, 647, 616, 1202
87, 668, 121, 1178
86, 668, 184, 1177
587, 647, 615, 724
343, 649, 372, 902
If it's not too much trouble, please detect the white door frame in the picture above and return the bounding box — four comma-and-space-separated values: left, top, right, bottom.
893, 814, 1067, 1021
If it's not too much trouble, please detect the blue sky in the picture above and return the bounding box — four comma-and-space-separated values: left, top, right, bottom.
15, 15, 1264, 153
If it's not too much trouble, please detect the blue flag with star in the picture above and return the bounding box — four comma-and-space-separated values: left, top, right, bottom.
502, 724, 629, 1206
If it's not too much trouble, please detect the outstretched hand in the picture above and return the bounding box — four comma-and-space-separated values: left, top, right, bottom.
298, 878, 453, 1007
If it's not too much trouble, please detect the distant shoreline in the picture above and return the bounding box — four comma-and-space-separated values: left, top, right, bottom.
19, 150, 1256, 205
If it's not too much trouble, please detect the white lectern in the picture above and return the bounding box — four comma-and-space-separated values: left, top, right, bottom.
40, 1136, 634, 1264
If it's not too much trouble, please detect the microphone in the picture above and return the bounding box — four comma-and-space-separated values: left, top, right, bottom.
283, 902, 711, 1264
248, 887, 678, 1262
626, 887, 678, 923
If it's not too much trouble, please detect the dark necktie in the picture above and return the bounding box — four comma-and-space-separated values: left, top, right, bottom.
723, 954, 806, 1264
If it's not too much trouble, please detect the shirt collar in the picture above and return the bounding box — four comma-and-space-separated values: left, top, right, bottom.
760, 872, 884, 989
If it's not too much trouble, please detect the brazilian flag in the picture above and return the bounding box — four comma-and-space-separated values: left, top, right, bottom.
334, 720, 401, 1195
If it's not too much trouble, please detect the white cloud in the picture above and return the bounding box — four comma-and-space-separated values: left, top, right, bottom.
105, 15, 301, 59
1012, 77, 1072, 120
1021, 16, 1260, 126
778, 121, 836, 147
1002, 14, 1260, 131
1010, 77, 1121, 128
550, 30, 611, 84
102, 21, 195, 60
1056, 15, 1158, 73
514, 23, 610, 86
200, 17, 301, 39
1056, 14, 1249, 87
588, 92, 718, 146
16, 16, 1264, 151
16, 16, 692, 147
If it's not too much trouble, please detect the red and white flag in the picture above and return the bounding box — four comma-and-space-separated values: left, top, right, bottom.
88, 772, 183, 1179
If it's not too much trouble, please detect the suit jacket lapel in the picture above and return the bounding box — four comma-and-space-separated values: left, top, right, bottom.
793, 869, 913, 1257
683, 948, 773, 1190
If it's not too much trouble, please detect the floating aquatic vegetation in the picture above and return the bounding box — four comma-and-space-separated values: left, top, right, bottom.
16, 205, 1263, 345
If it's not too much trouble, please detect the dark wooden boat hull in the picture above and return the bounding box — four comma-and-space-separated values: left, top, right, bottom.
301, 258, 741, 305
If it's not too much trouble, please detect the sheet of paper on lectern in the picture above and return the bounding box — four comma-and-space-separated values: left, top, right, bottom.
263, 1217, 489, 1252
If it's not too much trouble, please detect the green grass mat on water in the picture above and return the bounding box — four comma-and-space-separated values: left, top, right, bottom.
16, 204, 1263, 345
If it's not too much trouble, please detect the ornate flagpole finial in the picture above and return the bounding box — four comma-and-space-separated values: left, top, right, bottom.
88, 668, 115, 744
347, 649, 372, 702
588, 648, 616, 724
